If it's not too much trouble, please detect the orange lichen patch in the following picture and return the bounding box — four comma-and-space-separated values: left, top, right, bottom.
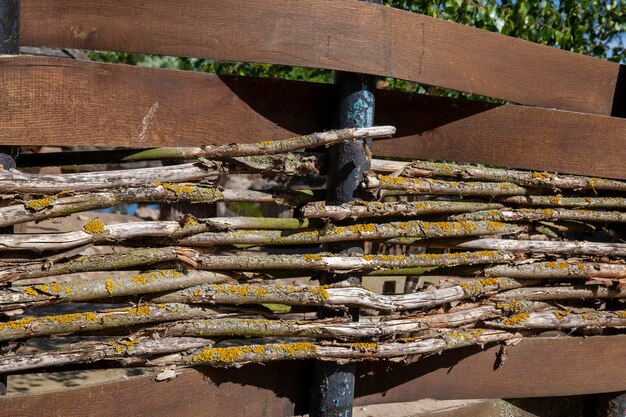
363, 254, 374, 261
378, 175, 410, 186
24, 195, 56, 211
487, 221, 507, 230
83, 217, 105, 234
531, 172, 550, 180
347, 224, 377, 234
307, 286, 329, 300
504, 312, 530, 326
22, 287, 38, 297
496, 300, 527, 314
470, 329, 485, 337
157, 182, 224, 201
540, 208, 554, 216
184, 217, 197, 227
193, 289, 202, 297
128, 305, 152, 316
131, 270, 183, 285
554, 310, 569, 320
551, 195, 561, 204
303, 254, 322, 262
105, 279, 116, 295
460, 277, 500, 297
191, 342, 315, 365
259, 140, 274, 147
350, 342, 378, 352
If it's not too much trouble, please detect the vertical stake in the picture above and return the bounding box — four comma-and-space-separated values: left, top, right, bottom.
309, 2, 380, 414
0, 0, 20, 396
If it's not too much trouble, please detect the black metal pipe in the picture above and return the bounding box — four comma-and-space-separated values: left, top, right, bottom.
310, 2, 379, 414
0, 0, 20, 396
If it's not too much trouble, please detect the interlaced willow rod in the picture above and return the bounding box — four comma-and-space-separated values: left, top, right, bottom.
301, 200, 504, 220
0, 219, 523, 252
0, 250, 515, 282
362, 174, 529, 196
450, 208, 626, 223
428, 238, 626, 258
0, 303, 225, 342
149, 328, 521, 368
0, 329, 520, 373
146, 306, 508, 340
0, 218, 318, 252
485, 309, 626, 330
151, 278, 536, 312
180, 220, 524, 246
100, 126, 396, 161
0, 276, 534, 313
0, 336, 214, 374
1, 154, 322, 194
0, 270, 234, 311
370, 159, 626, 192
491, 285, 626, 302
498, 195, 626, 209
0, 186, 318, 228
484, 261, 626, 279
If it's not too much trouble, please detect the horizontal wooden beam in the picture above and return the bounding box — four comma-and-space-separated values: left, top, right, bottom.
20, 0, 621, 115
1, 336, 625, 416
4, 56, 626, 178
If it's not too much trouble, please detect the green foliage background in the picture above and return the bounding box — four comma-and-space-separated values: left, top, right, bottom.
87, 0, 625, 96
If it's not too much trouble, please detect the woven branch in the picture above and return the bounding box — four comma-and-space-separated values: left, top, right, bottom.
363, 174, 529, 196
149, 328, 520, 368
492, 285, 626, 302
301, 200, 504, 220
0, 336, 213, 374
152, 277, 531, 312
1, 186, 316, 228
486, 309, 626, 330
450, 208, 626, 223
369, 159, 626, 192
0, 303, 223, 342
0, 270, 233, 311
429, 238, 626, 257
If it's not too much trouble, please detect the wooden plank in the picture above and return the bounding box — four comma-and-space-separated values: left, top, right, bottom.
20, 0, 621, 115
372, 96, 626, 179
354, 335, 626, 403
4, 55, 626, 179
0, 55, 330, 148
0, 336, 625, 416
0, 362, 313, 417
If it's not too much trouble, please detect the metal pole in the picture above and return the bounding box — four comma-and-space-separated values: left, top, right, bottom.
310, 2, 380, 414
0, 0, 20, 396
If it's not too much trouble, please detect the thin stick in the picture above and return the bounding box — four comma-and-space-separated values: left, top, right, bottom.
0, 270, 233, 311
363, 174, 528, 196
428, 238, 626, 257
491, 285, 626, 302
499, 195, 626, 209
450, 208, 626, 223
369, 159, 626, 192
0, 336, 213, 374
485, 309, 626, 330
1, 186, 316, 228
484, 261, 626, 279
301, 200, 504, 220
149, 329, 520, 368
152, 277, 534, 312
0, 303, 223, 342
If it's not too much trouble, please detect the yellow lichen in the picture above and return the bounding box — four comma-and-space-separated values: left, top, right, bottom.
303, 254, 322, 262
553, 310, 569, 320
105, 279, 116, 295
504, 312, 530, 326
23, 287, 38, 297
350, 342, 378, 351
24, 195, 56, 211
83, 218, 105, 235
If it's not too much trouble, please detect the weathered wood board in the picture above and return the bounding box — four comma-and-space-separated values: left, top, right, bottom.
20, 0, 621, 114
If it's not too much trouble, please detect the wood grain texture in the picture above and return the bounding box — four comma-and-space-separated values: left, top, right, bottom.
20, 0, 620, 114
0, 55, 330, 148
1, 336, 625, 416
4, 55, 626, 178
372, 97, 626, 179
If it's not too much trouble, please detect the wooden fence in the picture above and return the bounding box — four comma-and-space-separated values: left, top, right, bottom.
2, 0, 626, 416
